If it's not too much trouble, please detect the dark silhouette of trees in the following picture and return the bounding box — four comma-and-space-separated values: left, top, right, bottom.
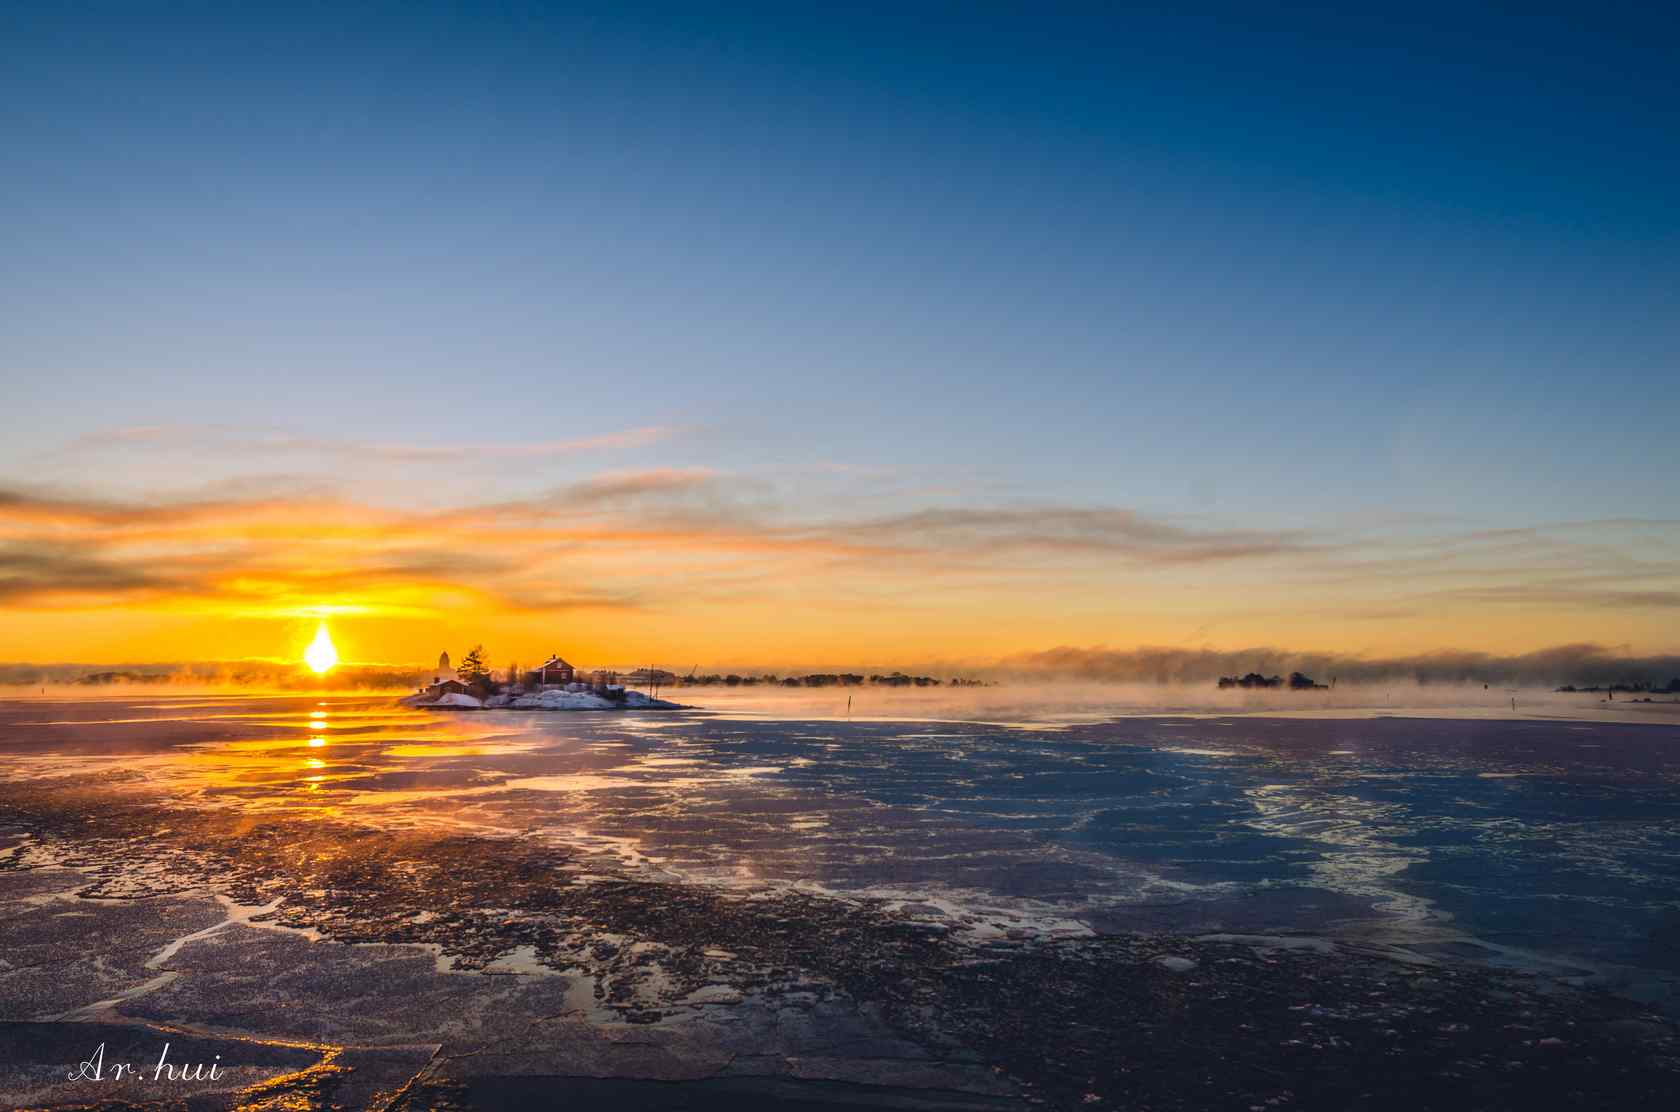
1217, 672, 1281, 689
456, 645, 492, 689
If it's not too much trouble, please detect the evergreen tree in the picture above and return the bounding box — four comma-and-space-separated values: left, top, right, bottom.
457, 645, 492, 686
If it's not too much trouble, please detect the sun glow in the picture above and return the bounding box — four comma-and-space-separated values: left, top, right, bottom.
303, 623, 339, 674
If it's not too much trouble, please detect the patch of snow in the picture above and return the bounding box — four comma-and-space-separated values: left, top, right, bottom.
621, 690, 680, 709
511, 690, 617, 710
409, 688, 683, 712
506, 688, 683, 711
682, 984, 744, 1005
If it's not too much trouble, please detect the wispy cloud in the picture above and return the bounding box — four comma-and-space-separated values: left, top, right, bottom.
66, 423, 676, 464
0, 480, 1317, 615
1426, 584, 1680, 610
0, 542, 172, 601
846, 507, 1317, 565
1, 475, 1675, 665
536, 467, 727, 507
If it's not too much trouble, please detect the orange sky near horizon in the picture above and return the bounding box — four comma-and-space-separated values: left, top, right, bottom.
1, 477, 1674, 672
4, 593, 1667, 674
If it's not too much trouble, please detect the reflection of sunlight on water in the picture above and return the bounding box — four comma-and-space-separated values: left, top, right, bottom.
1246, 781, 1435, 925
9, 691, 1680, 980
381, 743, 539, 757
501, 774, 637, 793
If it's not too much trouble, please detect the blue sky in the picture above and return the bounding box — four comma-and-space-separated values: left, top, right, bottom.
1, 2, 1676, 663
5, 2, 1677, 514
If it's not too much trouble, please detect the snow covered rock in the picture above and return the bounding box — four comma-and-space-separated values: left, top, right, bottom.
511, 689, 616, 710
621, 689, 679, 708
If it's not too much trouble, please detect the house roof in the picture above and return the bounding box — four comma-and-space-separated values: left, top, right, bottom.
538, 655, 573, 670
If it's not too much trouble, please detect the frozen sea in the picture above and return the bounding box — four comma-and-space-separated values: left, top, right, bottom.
3, 689, 1677, 1001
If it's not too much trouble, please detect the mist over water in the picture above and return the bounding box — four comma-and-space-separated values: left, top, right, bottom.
8, 674, 1675, 726
672, 681, 1680, 727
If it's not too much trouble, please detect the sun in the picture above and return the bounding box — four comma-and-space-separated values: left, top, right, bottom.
303, 623, 339, 675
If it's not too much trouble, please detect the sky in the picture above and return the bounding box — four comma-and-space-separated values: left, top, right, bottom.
1, 1, 1676, 672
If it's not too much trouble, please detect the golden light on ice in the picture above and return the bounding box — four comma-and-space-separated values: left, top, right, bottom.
304, 623, 339, 674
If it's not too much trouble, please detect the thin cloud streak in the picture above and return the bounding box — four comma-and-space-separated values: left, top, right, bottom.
533, 467, 728, 507
839, 506, 1320, 566
0, 482, 1323, 615
65, 423, 676, 463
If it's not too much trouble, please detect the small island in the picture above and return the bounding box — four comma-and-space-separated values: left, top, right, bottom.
403, 647, 686, 711
402, 650, 995, 711
1216, 670, 1330, 690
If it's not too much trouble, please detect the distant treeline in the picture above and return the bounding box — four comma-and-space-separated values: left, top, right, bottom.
1216, 671, 1329, 690
0, 662, 992, 691
1556, 678, 1680, 694
1012, 643, 1680, 688
673, 672, 990, 688
77, 671, 172, 685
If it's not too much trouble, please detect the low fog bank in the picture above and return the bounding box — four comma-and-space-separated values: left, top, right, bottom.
0, 661, 427, 691
5, 640, 1679, 721
669, 680, 1680, 726
0, 670, 1671, 725
1005, 643, 1680, 690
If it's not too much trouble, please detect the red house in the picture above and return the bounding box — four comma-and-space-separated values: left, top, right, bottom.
527, 654, 575, 687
